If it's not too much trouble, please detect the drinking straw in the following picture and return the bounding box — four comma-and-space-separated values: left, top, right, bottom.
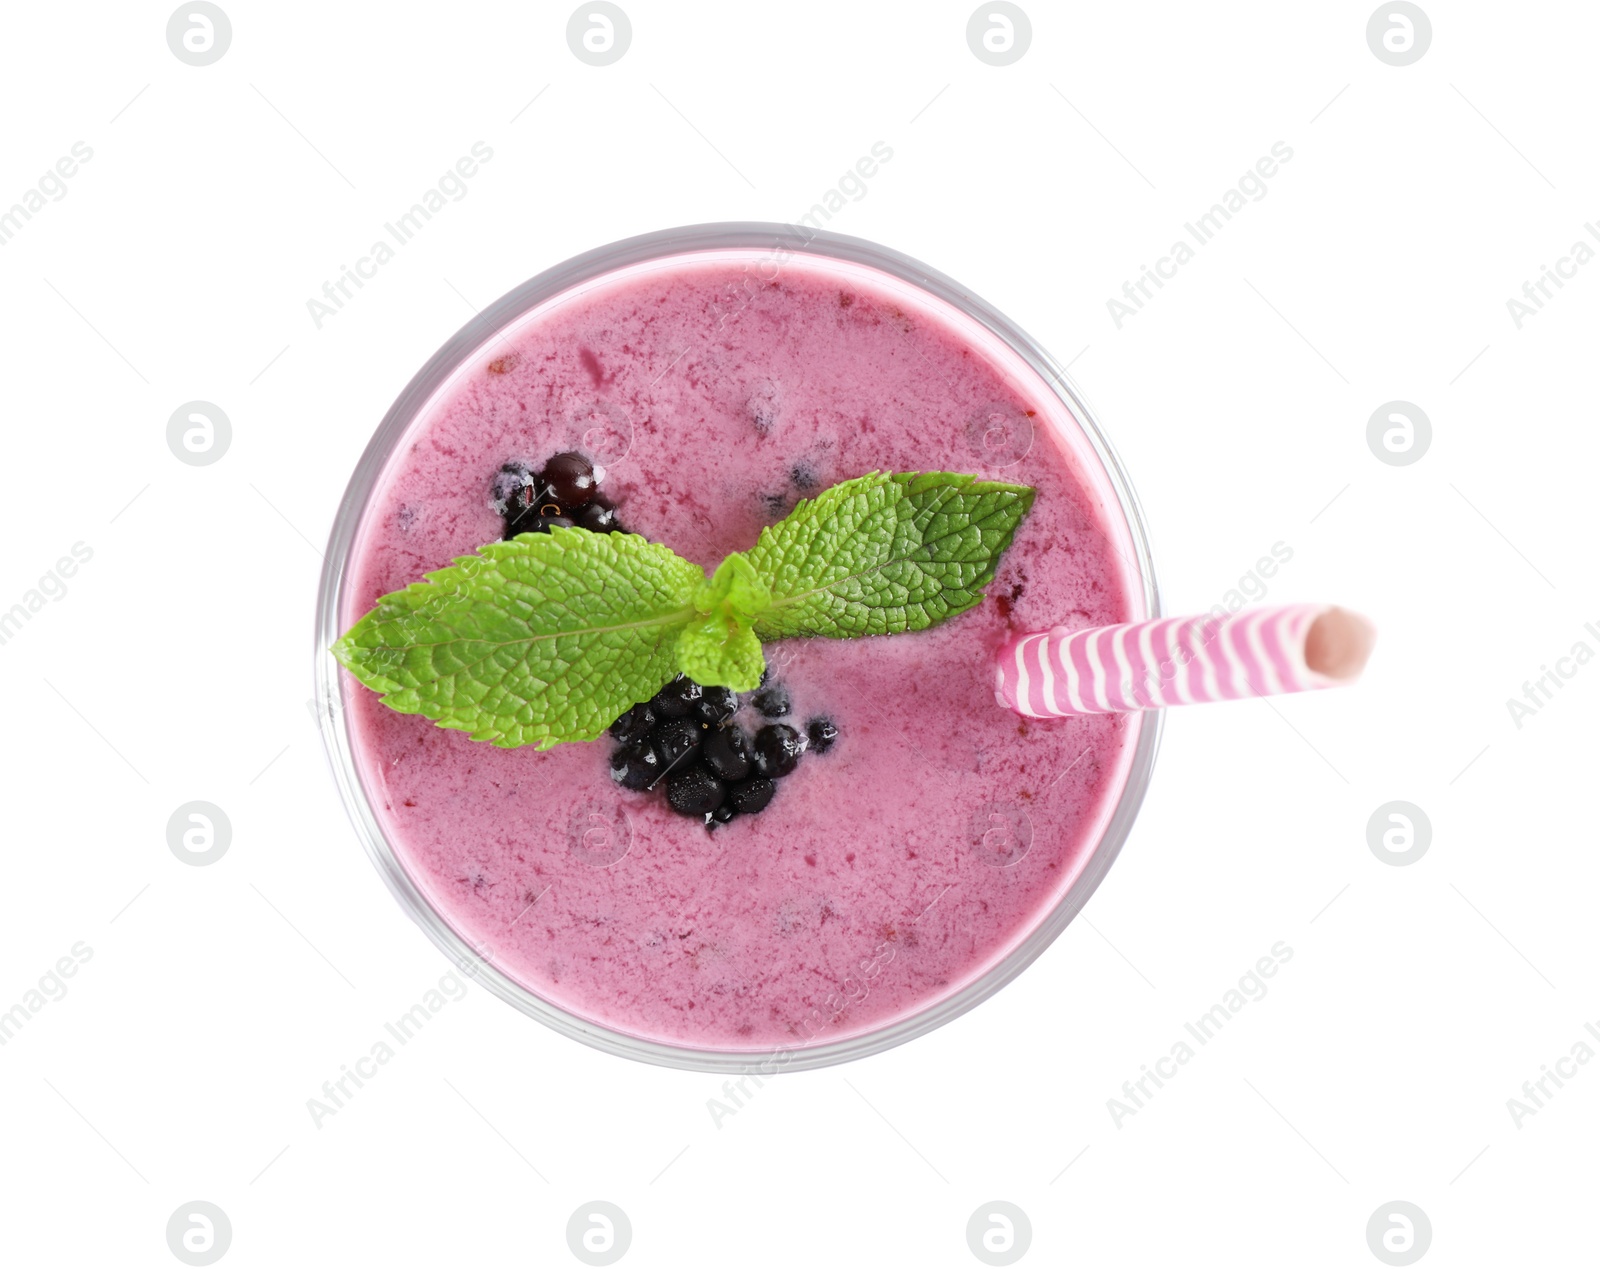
995, 604, 1374, 718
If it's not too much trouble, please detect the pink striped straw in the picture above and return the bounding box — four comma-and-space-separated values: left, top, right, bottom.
995, 604, 1374, 718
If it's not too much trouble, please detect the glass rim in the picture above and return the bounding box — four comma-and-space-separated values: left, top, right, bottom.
313, 221, 1163, 1072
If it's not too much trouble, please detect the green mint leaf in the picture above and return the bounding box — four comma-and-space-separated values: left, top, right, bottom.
675, 554, 769, 690
331, 529, 702, 749
744, 471, 1035, 640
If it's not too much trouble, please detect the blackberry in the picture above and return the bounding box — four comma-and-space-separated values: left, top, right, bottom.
496, 453, 626, 539
695, 686, 739, 726
609, 702, 655, 746
751, 684, 791, 719
806, 717, 839, 754
727, 776, 776, 814
752, 724, 804, 778
608, 664, 819, 822
573, 496, 619, 533
541, 451, 599, 506
494, 463, 551, 539
508, 492, 561, 537
610, 740, 662, 791
666, 766, 724, 816
491, 461, 534, 514
701, 726, 752, 782
651, 717, 702, 768
651, 675, 702, 720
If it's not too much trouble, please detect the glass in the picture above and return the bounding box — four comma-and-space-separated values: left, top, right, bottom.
313, 223, 1162, 1071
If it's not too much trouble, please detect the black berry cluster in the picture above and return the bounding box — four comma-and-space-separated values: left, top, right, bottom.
608, 673, 839, 828
493, 451, 622, 539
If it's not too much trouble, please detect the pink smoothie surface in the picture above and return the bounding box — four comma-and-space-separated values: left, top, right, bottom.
341, 247, 1147, 1053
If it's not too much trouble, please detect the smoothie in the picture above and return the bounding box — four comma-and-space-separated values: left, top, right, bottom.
339, 244, 1145, 1053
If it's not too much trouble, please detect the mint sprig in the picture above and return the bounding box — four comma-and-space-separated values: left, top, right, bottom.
334, 471, 1033, 748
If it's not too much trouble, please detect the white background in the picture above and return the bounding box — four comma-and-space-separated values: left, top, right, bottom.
1, 2, 1594, 1265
